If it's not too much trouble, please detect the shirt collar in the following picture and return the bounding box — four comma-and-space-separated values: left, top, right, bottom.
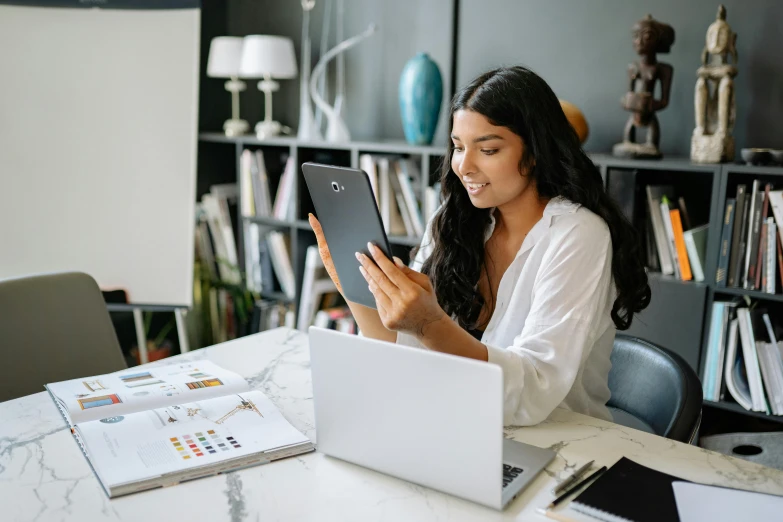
484, 197, 580, 243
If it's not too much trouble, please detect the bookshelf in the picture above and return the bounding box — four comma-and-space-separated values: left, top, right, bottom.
593, 156, 783, 425
700, 162, 783, 424
197, 132, 783, 424
705, 399, 783, 425
598, 155, 724, 374
198, 132, 446, 332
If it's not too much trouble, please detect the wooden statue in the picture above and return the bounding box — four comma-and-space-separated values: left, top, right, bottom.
691, 5, 738, 163
613, 14, 675, 159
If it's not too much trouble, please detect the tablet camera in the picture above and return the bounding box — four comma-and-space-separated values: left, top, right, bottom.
331, 181, 340, 192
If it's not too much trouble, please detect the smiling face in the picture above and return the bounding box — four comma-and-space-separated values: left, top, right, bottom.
450, 109, 535, 209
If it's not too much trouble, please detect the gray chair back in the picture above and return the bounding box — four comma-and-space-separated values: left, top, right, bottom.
0, 272, 127, 402
607, 334, 702, 443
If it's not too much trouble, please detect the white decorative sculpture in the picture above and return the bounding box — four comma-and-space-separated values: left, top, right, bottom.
691, 5, 738, 163
314, 0, 332, 132
332, 0, 346, 124
309, 23, 376, 142
297, 0, 322, 141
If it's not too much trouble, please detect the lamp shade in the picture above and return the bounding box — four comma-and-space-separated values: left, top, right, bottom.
207, 36, 244, 78
239, 35, 298, 79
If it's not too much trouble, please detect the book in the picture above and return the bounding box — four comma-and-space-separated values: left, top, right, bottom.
565, 457, 687, 522
672, 481, 783, 522
724, 317, 752, 409
715, 199, 735, 287
645, 185, 675, 276
743, 184, 762, 289
683, 224, 708, 282
728, 184, 748, 287
45, 360, 314, 498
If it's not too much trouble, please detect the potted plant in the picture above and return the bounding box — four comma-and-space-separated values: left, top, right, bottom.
130, 312, 175, 365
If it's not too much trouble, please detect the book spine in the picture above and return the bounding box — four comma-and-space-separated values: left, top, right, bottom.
716, 199, 735, 287
713, 304, 736, 402
646, 186, 674, 275
669, 210, 692, 281
756, 220, 768, 291
684, 232, 705, 282
767, 220, 777, 294
660, 199, 681, 279
755, 184, 772, 290
778, 224, 783, 294
703, 302, 724, 398
727, 185, 747, 287
744, 183, 761, 288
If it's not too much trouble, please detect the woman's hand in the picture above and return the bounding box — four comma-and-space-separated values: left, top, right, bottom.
356, 242, 448, 337
309, 213, 343, 296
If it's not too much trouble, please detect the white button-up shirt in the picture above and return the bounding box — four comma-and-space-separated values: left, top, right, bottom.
397, 197, 616, 426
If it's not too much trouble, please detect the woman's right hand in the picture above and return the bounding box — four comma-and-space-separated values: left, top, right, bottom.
308, 213, 344, 296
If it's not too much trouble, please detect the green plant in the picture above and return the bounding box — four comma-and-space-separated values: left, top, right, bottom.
191, 257, 259, 347
211, 258, 258, 327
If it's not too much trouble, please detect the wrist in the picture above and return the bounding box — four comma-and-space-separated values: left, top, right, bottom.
416, 312, 451, 347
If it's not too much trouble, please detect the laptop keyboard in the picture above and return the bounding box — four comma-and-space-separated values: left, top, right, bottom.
502, 464, 524, 489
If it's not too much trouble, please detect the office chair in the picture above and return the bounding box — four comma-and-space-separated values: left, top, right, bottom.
0, 272, 127, 402
607, 334, 702, 444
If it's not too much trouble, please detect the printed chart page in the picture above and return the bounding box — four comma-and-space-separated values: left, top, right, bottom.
47, 361, 250, 424
77, 390, 310, 490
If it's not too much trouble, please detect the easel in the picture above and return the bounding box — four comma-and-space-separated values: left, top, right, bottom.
106, 304, 190, 364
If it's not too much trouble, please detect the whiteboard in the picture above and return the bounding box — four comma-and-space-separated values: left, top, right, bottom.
0, 4, 200, 306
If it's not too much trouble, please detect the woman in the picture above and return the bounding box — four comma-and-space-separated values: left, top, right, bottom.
309, 66, 651, 426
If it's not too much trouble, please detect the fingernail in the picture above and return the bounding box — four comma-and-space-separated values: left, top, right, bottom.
393, 256, 405, 268
367, 242, 375, 253
355, 252, 362, 261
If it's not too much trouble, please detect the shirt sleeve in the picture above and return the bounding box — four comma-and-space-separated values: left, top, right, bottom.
485, 215, 614, 426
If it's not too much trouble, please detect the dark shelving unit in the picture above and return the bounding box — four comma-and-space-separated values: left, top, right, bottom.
199, 131, 783, 426
704, 399, 783, 425
198, 132, 446, 318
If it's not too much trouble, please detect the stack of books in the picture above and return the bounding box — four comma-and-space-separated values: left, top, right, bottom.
645, 185, 707, 282
702, 301, 783, 415
715, 181, 783, 293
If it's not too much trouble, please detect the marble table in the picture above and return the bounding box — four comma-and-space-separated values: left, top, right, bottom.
2, 327, 782, 522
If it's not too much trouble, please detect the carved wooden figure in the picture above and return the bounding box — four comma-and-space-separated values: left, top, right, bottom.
691, 5, 738, 163
613, 14, 675, 160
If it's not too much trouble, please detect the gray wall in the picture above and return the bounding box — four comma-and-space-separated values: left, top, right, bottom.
222, 0, 453, 144
458, 0, 783, 156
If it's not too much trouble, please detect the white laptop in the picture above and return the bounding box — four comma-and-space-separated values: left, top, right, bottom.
308, 327, 555, 510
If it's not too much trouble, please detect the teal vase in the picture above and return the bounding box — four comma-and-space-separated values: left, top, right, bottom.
399, 53, 443, 146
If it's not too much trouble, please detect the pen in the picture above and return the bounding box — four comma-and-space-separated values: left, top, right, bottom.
552, 460, 595, 495
547, 465, 607, 509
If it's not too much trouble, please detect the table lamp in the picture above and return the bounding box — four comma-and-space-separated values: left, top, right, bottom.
207, 36, 249, 136
239, 35, 298, 140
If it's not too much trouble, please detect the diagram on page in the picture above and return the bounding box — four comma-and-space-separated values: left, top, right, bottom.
48, 360, 250, 424
146, 394, 264, 430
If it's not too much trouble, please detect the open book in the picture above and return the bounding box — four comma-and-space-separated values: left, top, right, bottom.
45, 360, 314, 498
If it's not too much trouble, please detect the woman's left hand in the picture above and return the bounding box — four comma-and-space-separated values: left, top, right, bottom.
356, 242, 448, 337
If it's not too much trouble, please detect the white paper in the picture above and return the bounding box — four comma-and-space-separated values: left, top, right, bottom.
47, 360, 250, 424
673, 481, 783, 522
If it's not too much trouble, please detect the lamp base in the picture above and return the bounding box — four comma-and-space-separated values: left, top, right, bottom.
224, 118, 250, 137
255, 119, 283, 140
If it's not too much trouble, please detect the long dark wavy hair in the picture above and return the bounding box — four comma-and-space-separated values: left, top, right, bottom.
420, 66, 650, 331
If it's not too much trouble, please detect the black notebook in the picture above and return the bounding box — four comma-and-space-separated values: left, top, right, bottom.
569, 457, 689, 522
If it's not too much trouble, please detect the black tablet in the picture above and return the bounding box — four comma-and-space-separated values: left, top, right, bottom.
302, 162, 392, 309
